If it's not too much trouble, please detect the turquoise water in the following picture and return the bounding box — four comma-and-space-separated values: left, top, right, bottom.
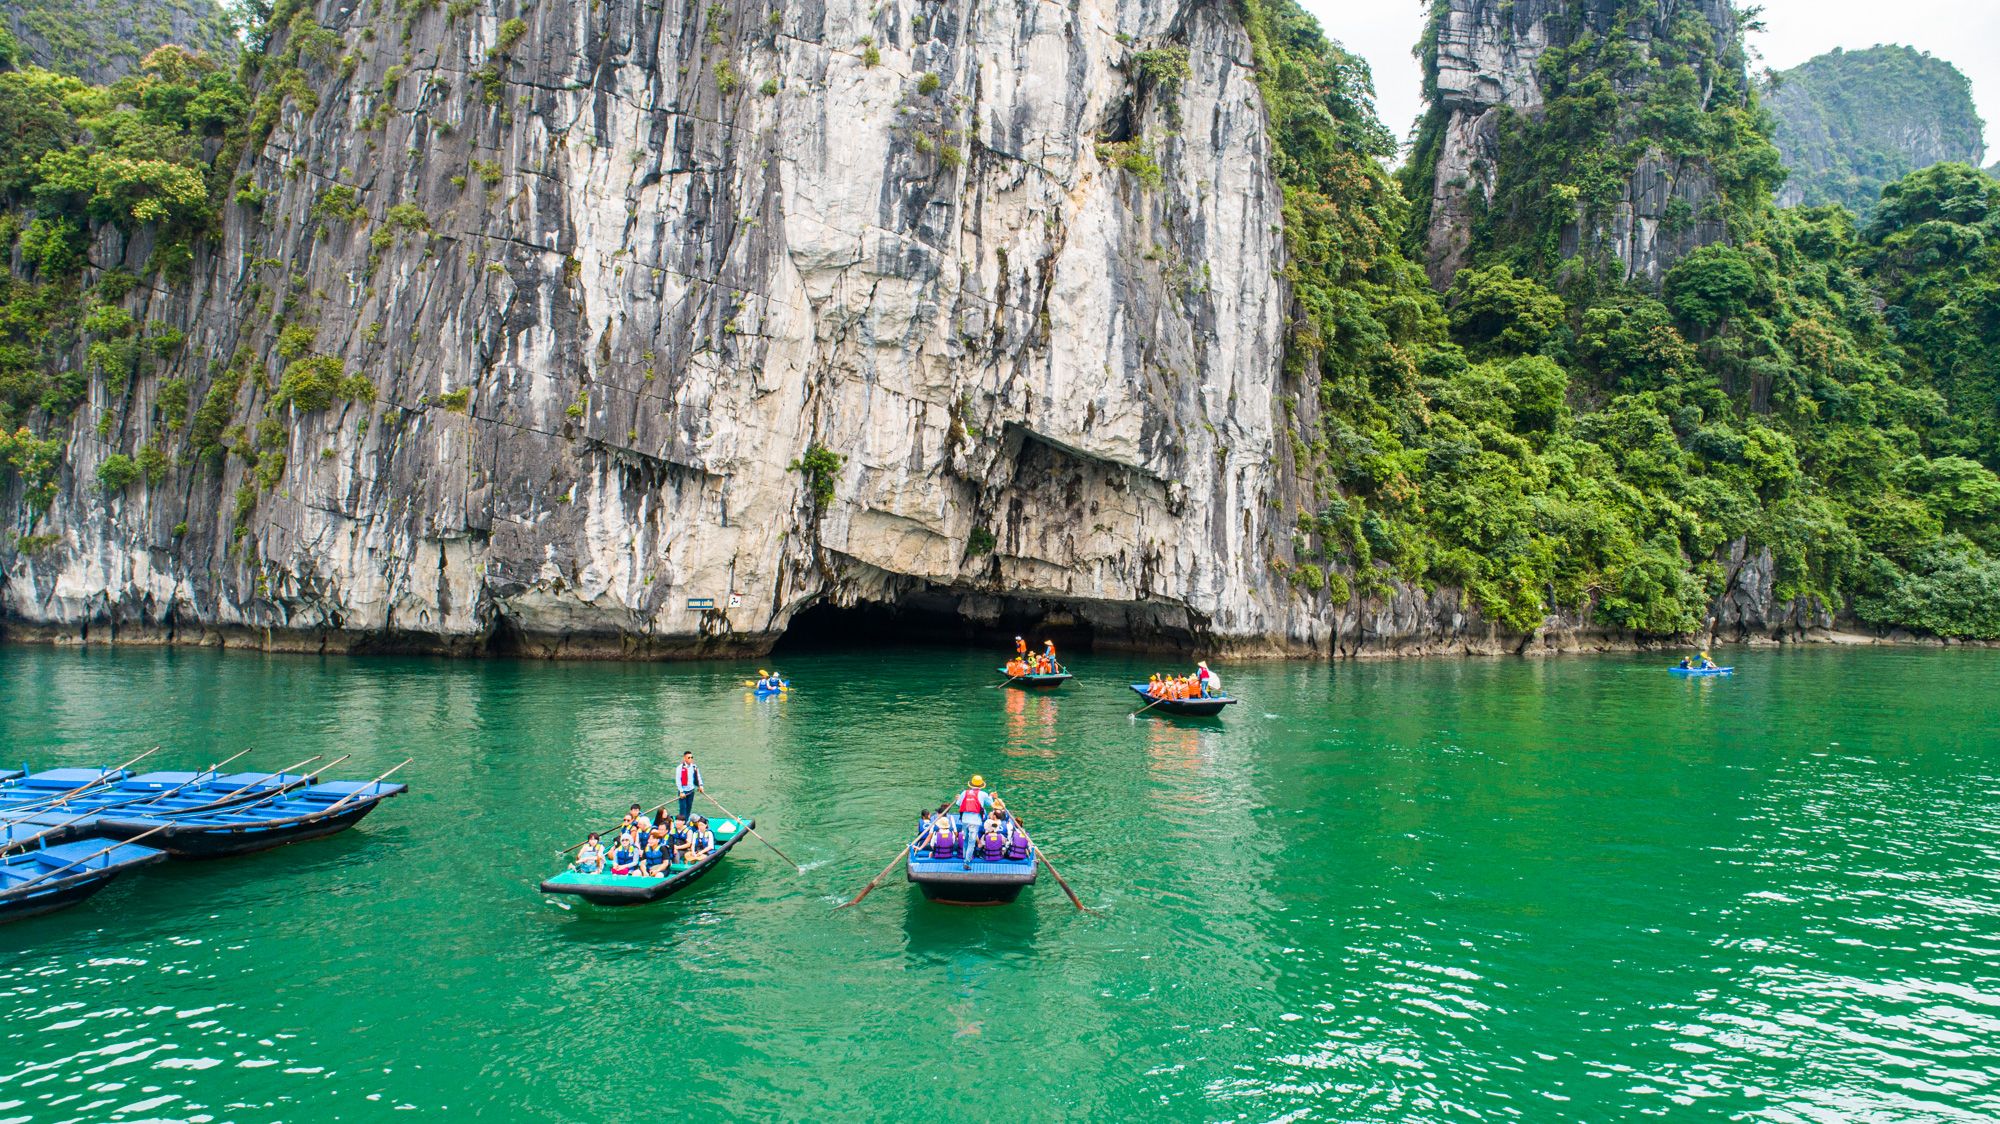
0, 643, 1996, 1121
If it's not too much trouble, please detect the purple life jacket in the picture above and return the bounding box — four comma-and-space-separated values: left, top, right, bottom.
1004, 833, 1031, 861
980, 834, 1005, 861
931, 831, 960, 859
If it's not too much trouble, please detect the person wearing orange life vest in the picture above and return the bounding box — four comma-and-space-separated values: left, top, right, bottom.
1147, 673, 1163, 698
1014, 636, 1028, 658
1041, 639, 1060, 673
954, 775, 993, 843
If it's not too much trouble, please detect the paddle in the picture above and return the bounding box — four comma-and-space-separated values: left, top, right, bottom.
1131, 692, 1171, 718
1033, 845, 1095, 914
3, 746, 163, 815
836, 843, 910, 909
3, 822, 174, 897
0, 747, 254, 857
702, 793, 802, 871
317, 759, 412, 817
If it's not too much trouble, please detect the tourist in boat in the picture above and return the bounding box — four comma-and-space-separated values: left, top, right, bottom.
759, 670, 786, 691
622, 803, 653, 834
1014, 636, 1028, 659
572, 833, 606, 874
1005, 656, 1027, 677
675, 751, 704, 820
1699, 651, 1718, 670
916, 809, 940, 849
609, 835, 641, 875
930, 818, 960, 859
687, 817, 717, 861
954, 776, 992, 840
1678, 655, 1694, 669
1042, 639, 1060, 671
1147, 673, 1163, 697
977, 821, 1007, 861
639, 826, 671, 876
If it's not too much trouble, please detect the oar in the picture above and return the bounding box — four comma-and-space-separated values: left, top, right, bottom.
3, 822, 175, 896
836, 843, 910, 909
0, 747, 254, 856
317, 759, 411, 816
1131, 692, 1170, 718
989, 671, 1027, 689
1033, 846, 1095, 914
3, 747, 163, 814
702, 793, 802, 871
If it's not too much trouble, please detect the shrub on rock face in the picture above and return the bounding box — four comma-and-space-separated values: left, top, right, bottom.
1446, 265, 1566, 358
1664, 245, 1757, 330
96, 453, 139, 491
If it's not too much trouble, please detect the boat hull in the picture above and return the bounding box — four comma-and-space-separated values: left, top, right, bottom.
997, 669, 1071, 689
540, 818, 752, 906
1668, 667, 1734, 677
93, 799, 388, 859
1127, 684, 1235, 717
906, 852, 1037, 906
0, 839, 167, 924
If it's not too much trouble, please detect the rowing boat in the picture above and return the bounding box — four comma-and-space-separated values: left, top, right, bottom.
907, 815, 1038, 905
89, 780, 407, 858
1127, 683, 1237, 717
0, 770, 312, 826
997, 668, 1071, 689
0, 838, 165, 924
1668, 666, 1734, 677
539, 817, 752, 905
0, 768, 130, 812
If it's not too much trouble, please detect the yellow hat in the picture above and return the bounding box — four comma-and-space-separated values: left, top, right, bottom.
759, 668, 768, 675
970, 775, 985, 788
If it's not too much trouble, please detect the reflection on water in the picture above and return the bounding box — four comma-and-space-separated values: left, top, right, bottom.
0, 644, 1995, 1121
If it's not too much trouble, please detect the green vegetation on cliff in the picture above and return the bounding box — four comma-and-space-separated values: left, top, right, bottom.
1260, 0, 2000, 637
1765, 45, 1986, 216
3, 0, 239, 87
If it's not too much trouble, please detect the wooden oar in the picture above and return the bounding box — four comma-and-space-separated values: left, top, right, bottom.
3, 822, 175, 896
836, 843, 910, 909
702, 793, 801, 871
1131, 692, 1171, 718
0, 747, 254, 857
1033, 846, 1094, 913
3, 747, 163, 815
317, 759, 411, 817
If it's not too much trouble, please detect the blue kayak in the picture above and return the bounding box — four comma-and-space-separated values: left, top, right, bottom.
752, 680, 790, 697
1669, 666, 1734, 676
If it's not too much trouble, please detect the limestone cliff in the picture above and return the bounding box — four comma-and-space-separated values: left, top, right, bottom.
0, 0, 1844, 660
1411, 0, 1753, 288
3, 0, 239, 85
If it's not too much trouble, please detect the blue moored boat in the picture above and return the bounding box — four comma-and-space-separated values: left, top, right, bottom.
1128, 683, 1236, 717
1669, 666, 1734, 677
0, 770, 315, 847
90, 779, 407, 859
0, 838, 166, 923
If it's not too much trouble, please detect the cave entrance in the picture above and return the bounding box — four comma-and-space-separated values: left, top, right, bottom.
770, 590, 1098, 656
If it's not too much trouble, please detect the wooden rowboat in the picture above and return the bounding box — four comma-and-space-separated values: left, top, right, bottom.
997, 667, 1071, 689
539, 817, 752, 905
0, 838, 166, 924
1128, 683, 1236, 717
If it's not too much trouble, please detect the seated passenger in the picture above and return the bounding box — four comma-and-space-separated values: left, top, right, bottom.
640, 828, 670, 876
687, 817, 717, 861
609, 837, 640, 875
1004, 829, 1031, 861
978, 826, 1007, 861
622, 803, 653, 834
1148, 673, 1163, 697
572, 832, 606, 873
665, 817, 692, 864
930, 822, 960, 860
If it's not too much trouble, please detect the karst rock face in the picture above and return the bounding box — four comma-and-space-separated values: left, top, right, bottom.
1421, 0, 1738, 287
6, 0, 1332, 657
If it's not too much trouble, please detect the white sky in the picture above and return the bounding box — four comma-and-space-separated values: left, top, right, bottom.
1301, 0, 2000, 162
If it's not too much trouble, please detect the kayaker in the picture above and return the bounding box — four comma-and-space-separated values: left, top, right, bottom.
1700, 651, 1718, 670
1679, 656, 1693, 669
572, 832, 606, 874
955, 776, 992, 841
675, 751, 704, 820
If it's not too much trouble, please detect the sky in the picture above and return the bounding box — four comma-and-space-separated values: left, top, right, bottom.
1302, 0, 2000, 162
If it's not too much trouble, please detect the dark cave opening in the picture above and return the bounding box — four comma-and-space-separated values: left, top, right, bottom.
771, 590, 1101, 656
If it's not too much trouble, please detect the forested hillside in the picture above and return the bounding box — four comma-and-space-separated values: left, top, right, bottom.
1765, 45, 1986, 215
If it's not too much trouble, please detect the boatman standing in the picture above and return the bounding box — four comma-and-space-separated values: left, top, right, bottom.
1195, 660, 1221, 697
675, 751, 704, 820
955, 775, 992, 843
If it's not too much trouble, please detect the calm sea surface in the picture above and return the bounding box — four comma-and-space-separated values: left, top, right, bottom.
0, 643, 1995, 1121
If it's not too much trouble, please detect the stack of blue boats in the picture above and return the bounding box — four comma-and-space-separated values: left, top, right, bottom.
0, 759, 406, 924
